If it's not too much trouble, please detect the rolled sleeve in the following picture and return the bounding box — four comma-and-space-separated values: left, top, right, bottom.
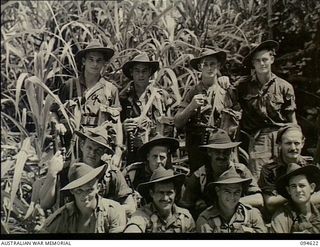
196, 215, 213, 233
125, 211, 148, 232
108, 205, 127, 233
271, 209, 291, 233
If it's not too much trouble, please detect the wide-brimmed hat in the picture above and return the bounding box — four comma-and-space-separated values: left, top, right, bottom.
75, 39, 115, 63
276, 163, 320, 199
206, 165, 252, 193
242, 40, 279, 68
200, 129, 241, 150
190, 49, 227, 71
75, 126, 114, 154
137, 166, 185, 199
276, 124, 303, 144
61, 162, 106, 191
122, 52, 159, 80
138, 134, 179, 160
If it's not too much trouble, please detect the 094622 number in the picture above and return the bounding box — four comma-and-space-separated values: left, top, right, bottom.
300, 241, 319, 246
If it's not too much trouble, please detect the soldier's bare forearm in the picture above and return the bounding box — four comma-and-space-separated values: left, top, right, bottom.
239, 193, 264, 208
263, 194, 287, 213
311, 191, 320, 205
122, 194, 137, 216
174, 104, 197, 129
39, 173, 58, 210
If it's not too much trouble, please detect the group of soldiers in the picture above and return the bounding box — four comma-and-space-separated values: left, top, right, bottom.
24, 39, 320, 234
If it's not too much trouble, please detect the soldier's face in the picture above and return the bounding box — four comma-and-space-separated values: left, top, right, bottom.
252, 50, 274, 75
131, 63, 151, 88
200, 56, 220, 79
81, 139, 106, 168
71, 179, 100, 209
83, 52, 106, 75
280, 130, 304, 162
208, 148, 232, 173
286, 174, 315, 205
150, 182, 176, 211
215, 183, 242, 211
146, 146, 169, 172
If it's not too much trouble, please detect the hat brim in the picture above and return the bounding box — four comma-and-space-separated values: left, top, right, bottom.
61, 164, 106, 191
200, 142, 241, 150
243, 40, 279, 68
137, 173, 185, 199
276, 165, 320, 199
138, 137, 179, 160
206, 177, 252, 193
75, 47, 115, 64
75, 130, 114, 155
190, 51, 227, 71
122, 61, 159, 80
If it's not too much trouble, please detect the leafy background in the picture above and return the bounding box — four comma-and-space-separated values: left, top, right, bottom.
1, 0, 319, 233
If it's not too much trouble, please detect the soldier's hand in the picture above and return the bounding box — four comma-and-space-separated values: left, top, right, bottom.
48, 151, 64, 176
195, 199, 207, 212
110, 152, 122, 168
190, 94, 206, 110
55, 123, 67, 135
123, 118, 138, 133
217, 76, 230, 89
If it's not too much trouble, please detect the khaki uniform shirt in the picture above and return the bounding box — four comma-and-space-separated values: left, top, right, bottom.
258, 155, 309, 196
271, 202, 320, 233
41, 196, 126, 233
197, 202, 267, 233
100, 164, 133, 205
236, 73, 296, 134
120, 81, 174, 163
180, 162, 261, 209
125, 203, 195, 233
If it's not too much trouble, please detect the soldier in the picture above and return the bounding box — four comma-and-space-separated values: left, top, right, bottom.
120, 52, 174, 164
196, 165, 267, 233
258, 124, 320, 217
40, 163, 126, 233
174, 49, 241, 173
39, 126, 136, 216
122, 134, 179, 190
51, 39, 123, 167
236, 40, 297, 180
179, 129, 262, 218
124, 166, 195, 233
271, 163, 320, 233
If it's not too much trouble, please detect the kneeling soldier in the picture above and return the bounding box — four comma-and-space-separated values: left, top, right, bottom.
41, 163, 126, 233
196, 165, 267, 233
124, 166, 195, 233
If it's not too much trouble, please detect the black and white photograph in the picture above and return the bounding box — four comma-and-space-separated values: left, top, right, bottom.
1, 0, 319, 240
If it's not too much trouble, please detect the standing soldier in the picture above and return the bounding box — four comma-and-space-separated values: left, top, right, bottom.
51, 39, 123, 167
174, 49, 241, 173
120, 52, 174, 164
124, 166, 195, 233
236, 40, 297, 180
196, 165, 267, 233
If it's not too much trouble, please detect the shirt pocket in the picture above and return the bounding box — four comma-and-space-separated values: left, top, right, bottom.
270, 94, 284, 111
